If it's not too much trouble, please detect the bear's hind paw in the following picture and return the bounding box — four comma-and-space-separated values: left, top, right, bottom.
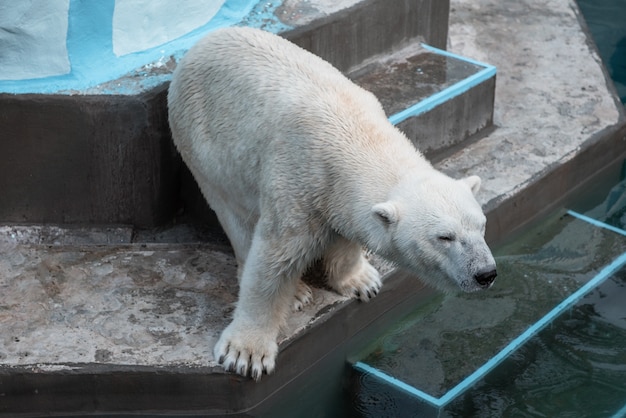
292, 280, 313, 311
330, 259, 382, 302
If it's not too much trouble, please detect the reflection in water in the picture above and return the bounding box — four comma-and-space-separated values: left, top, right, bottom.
586, 160, 626, 230
445, 268, 626, 417
358, 213, 626, 397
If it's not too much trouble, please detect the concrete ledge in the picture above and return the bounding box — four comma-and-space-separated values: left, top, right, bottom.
0, 269, 434, 416
284, 0, 449, 73
350, 43, 496, 157
0, 0, 450, 227
399, 76, 495, 159
484, 121, 626, 245
0, 86, 178, 226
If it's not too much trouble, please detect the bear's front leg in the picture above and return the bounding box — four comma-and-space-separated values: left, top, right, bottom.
324, 236, 382, 301
213, 230, 305, 381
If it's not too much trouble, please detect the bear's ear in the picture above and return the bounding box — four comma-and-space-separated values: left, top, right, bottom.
461, 175, 482, 196
372, 202, 399, 226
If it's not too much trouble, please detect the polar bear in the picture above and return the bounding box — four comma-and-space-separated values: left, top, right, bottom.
167, 27, 496, 381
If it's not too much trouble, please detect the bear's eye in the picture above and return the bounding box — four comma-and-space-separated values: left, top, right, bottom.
438, 235, 455, 242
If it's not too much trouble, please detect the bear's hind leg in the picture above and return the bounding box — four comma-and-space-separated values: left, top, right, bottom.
205, 190, 257, 278
324, 236, 382, 301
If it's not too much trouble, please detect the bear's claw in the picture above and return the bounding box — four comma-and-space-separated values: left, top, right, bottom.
292, 280, 313, 311
356, 287, 379, 300
214, 322, 278, 381
330, 257, 382, 302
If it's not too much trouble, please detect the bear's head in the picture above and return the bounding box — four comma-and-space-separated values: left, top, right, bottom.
372, 172, 497, 293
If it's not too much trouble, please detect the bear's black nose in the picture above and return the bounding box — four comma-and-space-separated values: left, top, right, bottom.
474, 268, 497, 287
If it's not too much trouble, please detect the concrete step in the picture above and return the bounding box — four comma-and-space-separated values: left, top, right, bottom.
0, 40, 495, 228
280, 0, 450, 72
0, 0, 486, 228
0, 88, 177, 227
350, 43, 495, 159
0, 224, 412, 415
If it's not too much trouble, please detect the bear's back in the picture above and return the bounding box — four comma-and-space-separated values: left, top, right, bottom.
168, 27, 398, 181
179, 27, 359, 103
169, 27, 386, 142
167, 27, 424, 220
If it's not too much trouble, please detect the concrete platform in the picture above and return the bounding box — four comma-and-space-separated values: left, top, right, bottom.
442, 0, 625, 241
1, 0, 625, 416
350, 43, 495, 157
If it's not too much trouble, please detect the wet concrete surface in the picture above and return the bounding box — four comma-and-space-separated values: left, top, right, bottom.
0, 228, 236, 367
1, 229, 350, 368
351, 44, 486, 116
350, 42, 495, 156
0, 223, 394, 368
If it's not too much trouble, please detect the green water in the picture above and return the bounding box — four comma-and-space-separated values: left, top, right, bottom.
359, 210, 626, 395
440, 271, 626, 417
353, 161, 626, 417
353, 266, 626, 417
577, 0, 626, 105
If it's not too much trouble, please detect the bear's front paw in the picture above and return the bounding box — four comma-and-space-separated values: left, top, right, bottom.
331, 259, 382, 302
214, 322, 278, 381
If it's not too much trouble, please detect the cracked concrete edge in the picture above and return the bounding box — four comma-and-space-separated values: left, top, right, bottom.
442, 0, 626, 242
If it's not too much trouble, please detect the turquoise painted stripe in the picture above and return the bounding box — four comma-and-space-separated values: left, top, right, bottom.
388, 44, 497, 125
355, 210, 626, 409
0, 0, 259, 95
421, 44, 494, 69
353, 361, 442, 407
440, 250, 626, 406
612, 401, 626, 418
566, 210, 626, 237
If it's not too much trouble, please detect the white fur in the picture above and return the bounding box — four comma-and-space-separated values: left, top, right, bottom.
167, 27, 496, 381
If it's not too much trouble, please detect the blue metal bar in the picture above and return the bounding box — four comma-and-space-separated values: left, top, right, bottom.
388, 44, 497, 125
566, 210, 626, 237
353, 361, 444, 407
